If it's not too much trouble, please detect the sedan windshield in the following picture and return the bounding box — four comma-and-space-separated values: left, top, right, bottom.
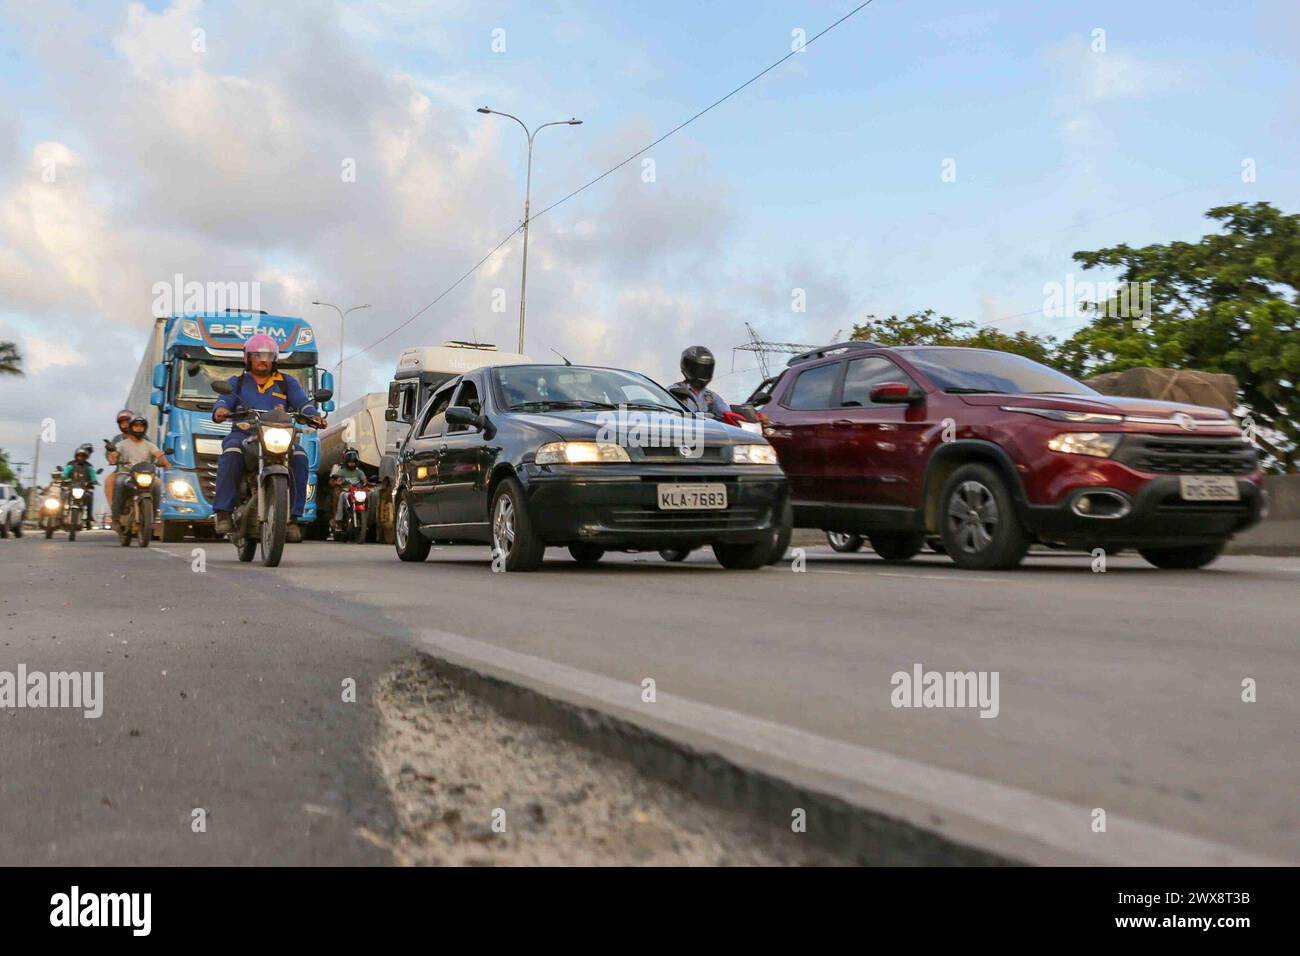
901, 348, 1097, 396
492, 365, 682, 412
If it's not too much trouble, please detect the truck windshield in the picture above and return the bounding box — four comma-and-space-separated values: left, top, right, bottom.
174, 362, 314, 410
902, 348, 1097, 396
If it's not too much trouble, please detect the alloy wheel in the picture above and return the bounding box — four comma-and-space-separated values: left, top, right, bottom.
947, 480, 999, 554
493, 495, 516, 555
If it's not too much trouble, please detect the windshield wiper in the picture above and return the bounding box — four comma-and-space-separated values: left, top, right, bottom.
620, 402, 684, 413
509, 400, 619, 411
942, 387, 999, 394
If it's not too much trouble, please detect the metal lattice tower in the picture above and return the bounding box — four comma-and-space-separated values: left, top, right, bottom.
732, 322, 819, 379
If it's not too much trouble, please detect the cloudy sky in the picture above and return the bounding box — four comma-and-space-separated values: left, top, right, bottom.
1, 0, 1296, 480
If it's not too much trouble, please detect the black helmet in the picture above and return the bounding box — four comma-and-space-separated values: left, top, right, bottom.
343, 447, 360, 466
128, 415, 148, 435
680, 346, 716, 388
75, 443, 92, 459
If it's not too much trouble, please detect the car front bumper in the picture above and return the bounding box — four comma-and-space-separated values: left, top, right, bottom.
1024, 475, 1264, 548
522, 464, 787, 549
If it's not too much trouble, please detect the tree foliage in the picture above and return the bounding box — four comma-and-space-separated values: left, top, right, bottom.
851, 310, 1061, 366
0, 341, 22, 376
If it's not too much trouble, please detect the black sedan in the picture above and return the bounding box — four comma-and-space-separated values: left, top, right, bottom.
391, 363, 791, 571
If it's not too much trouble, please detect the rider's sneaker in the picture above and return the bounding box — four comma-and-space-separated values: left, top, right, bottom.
213, 512, 233, 535
286, 523, 302, 544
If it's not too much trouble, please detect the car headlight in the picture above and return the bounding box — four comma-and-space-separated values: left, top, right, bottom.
44, 497, 60, 510
169, 479, 197, 501
535, 441, 631, 464
262, 426, 293, 454
1003, 405, 1124, 424
135, 473, 154, 488
1047, 432, 1121, 458
71, 487, 85, 500
732, 443, 778, 465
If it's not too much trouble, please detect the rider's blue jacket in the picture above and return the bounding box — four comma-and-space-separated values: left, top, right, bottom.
213, 371, 318, 420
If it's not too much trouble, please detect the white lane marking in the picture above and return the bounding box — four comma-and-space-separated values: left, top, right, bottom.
413, 625, 1285, 867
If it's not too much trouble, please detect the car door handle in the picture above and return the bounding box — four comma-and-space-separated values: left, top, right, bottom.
831, 419, 854, 428
439, 444, 448, 454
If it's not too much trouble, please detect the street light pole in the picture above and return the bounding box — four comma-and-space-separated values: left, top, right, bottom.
311, 300, 370, 407
477, 108, 582, 353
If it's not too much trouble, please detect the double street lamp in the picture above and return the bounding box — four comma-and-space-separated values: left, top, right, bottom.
311, 300, 370, 407
477, 107, 582, 353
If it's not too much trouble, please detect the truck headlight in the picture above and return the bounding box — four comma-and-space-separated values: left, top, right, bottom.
1047, 432, 1121, 458
262, 426, 293, 454
732, 444, 778, 464
44, 497, 60, 511
536, 441, 630, 464
169, 479, 197, 502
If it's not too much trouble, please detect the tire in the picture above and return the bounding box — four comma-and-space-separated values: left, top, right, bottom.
568, 543, 605, 565
236, 535, 257, 562
658, 549, 691, 562
378, 483, 396, 545
0, 522, 8, 539
352, 511, 367, 544
161, 520, 186, 543
393, 492, 431, 562
491, 478, 545, 572
137, 498, 154, 547
766, 497, 794, 565
260, 476, 288, 567
712, 538, 772, 570
938, 463, 1030, 570
868, 531, 924, 562
926, 535, 945, 554
11, 520, 20, 538
1138, 542, 1224, 570
45, 526, 55, 540
68, 523, 76, 542
826, 532, 863, 553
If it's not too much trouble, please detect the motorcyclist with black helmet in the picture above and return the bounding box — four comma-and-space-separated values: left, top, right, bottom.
330, 447, 368, 534
671, 345, 731, 419
61, 443, 99, 529
110, 415, 170, 532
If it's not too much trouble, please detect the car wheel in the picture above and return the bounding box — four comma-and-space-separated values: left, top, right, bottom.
1138, 543, 1224, 569
868, 531, 924, 562
568, 543, 605, 565
925, 535, 944, 554
658, 549, 691, 562
826, 532, 863, 552
1, 522, 10, 539
393, 492, 431, 562
939, 464, 1030, 570
712, 538, 772, 570
765, 497, 794, 565
491, 478, 545, 572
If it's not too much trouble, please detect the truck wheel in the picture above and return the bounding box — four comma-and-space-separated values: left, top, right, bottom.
938, 463, 1030, 570
491, 479, 544, 572
161, 520, 186, 543
713, 538, 772, 570
1138, 543, 1224, 570
868, 531, 924, 562
568, 543, 604, 565
379, 482, 396, 545
826, 532, 863, 552
394, 492, 431, 562
260, 476, 288, 567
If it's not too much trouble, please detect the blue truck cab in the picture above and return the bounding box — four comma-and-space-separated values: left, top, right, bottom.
126, 312, 335, 541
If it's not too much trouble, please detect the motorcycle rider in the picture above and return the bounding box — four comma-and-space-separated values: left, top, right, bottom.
671, 346, 731, 419
330, 447, 368, 535
61, 443, 98, 529
111, 415, 170, 531
211, 334, 322, 541
105, 408, 134, 514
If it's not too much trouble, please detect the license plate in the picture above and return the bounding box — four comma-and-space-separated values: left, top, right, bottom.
657, 483, 727, 510
1179, 475, 1240, 501
195, 438, 224, 456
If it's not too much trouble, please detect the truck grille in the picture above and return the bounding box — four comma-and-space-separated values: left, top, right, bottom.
194, 451, 220, 502
1114, 435, 1256, 475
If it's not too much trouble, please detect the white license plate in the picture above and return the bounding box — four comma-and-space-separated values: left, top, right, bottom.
195, 438, 224, 456
657, 483, 727, 510
1179, 475, 1240, 501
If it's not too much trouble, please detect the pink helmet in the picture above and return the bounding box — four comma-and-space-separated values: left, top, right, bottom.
243, 333, 280, 369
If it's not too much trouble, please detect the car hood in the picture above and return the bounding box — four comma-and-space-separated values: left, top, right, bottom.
957, 392, 1234, 423
509, 410, 762, 445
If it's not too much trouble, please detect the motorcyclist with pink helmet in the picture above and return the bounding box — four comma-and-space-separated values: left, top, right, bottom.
211, 334, 323, 539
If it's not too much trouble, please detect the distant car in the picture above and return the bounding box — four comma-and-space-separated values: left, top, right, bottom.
0, 483, 24, 538
750, 342, 1264, 570
391, 364, 790, 571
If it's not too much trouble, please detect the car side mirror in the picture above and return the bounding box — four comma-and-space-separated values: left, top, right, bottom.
211, 380, 233, 396
446, 406, 479, 429
869, 382, 924, 405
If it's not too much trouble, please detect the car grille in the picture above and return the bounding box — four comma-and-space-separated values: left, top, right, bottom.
1113, 435, 1256, 475
604, 505, 763, 531
636, 445, 728, 463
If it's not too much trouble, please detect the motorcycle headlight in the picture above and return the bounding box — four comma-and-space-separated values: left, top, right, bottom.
169, 479, 197, 502
732, 443, 778, 465
262, 426, 293, 454
1047, 432, 1121, 458
354, 490, 368, 502
71, 487, 85, 499
535, 441, 631, 464
135, 473, 154, 488
44, 497, 60, 510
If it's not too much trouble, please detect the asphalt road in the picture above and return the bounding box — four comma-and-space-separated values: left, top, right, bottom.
2, 531, 1296, 865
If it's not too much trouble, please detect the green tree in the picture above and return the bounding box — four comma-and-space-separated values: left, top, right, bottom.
851, 310, 1061, 366
0, 341, 21, 376
1056, 202, 1299, 470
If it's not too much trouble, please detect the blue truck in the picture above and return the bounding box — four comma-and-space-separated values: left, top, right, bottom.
125, 312, 336, 541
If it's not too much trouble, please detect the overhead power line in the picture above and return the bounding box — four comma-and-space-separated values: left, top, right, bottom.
343, 0, 880, 364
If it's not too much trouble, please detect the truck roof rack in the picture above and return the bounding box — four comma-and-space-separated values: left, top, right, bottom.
786, 340, 885, 366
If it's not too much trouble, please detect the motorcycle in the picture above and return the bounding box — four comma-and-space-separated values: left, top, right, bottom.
62, 474, 96, 541
39, 481, 65, 539
210, 380, 331, 567
334, 480, 371, 544
117, 461, 158, 547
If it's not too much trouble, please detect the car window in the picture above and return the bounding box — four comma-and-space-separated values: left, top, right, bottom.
448, 380, 480, 433
784, 362, 840, 410
401, 383, 418, 421
418, 385, 456, 438
841, 357, 919, 406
